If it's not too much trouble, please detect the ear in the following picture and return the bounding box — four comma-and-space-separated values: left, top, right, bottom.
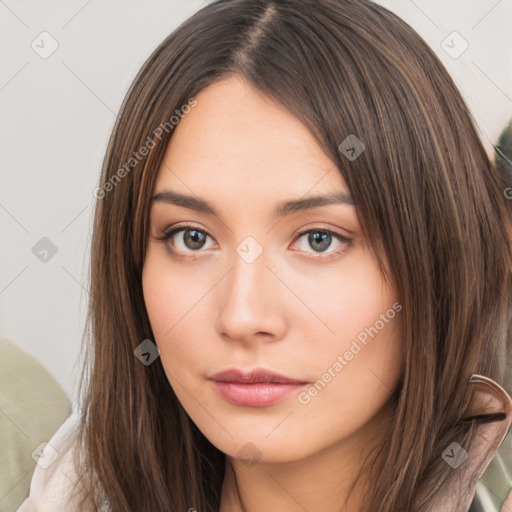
419, 374, 512, 512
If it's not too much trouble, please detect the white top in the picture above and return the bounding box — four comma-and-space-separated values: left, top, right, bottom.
16, 412, 87, 512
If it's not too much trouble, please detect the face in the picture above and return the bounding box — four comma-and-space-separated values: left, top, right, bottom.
142, 75, 404, 464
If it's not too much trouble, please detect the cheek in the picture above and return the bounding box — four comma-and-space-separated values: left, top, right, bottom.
290, 248, 400, 350
143, 244, 203, 334
142, 247, 218, 391
293, 252, 404, 410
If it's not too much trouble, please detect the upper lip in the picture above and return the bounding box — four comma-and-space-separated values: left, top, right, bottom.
209, 368, 308, 384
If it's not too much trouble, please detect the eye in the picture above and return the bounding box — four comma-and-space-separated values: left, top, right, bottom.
155, 224, 353, 259
291, 228, 353, 259
156, 224, 215, 255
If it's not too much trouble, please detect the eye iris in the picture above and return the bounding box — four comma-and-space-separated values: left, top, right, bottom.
184, 229, 206, 250
308, 231, 331, 252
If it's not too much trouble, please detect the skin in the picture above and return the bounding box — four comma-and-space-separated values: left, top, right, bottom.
142, 75, 404, 512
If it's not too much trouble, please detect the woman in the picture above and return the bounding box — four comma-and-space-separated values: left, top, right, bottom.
18, 0, 512, 510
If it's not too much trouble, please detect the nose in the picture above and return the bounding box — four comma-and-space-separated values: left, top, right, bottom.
214, 244, 288, 345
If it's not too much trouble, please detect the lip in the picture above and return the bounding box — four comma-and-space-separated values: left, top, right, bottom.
208, 368, 309, 407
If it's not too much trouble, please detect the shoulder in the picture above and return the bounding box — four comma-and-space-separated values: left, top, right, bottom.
16, 412, 85, 512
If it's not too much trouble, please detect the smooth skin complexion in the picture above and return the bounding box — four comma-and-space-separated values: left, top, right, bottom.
142, 75, 404, 512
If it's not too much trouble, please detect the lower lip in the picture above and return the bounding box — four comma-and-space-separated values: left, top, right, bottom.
211, 381, 307, 407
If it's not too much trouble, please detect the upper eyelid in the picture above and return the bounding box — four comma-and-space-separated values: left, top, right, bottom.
159, 223, 350, 238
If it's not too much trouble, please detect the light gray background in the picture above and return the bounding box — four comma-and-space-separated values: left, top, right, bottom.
1, 0, 511, 412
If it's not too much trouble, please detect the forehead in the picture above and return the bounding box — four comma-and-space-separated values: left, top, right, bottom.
154, 75, 348, 198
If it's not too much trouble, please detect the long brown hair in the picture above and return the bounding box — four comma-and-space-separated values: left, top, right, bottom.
73, 0, 512, 510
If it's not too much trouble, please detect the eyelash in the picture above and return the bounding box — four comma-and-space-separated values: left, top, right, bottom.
155, 223, 353, 260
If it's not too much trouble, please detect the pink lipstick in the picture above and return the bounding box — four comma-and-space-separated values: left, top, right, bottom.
209, 368, 308, 407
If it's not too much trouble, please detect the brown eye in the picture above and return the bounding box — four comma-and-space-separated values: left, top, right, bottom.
181, 228, 208, 250
156, 224, 215, 255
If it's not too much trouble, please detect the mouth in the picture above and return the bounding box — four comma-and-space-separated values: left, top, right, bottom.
208, 367, 309, 407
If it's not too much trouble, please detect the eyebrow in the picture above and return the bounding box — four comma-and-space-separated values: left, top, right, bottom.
151, 190, 355, 217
